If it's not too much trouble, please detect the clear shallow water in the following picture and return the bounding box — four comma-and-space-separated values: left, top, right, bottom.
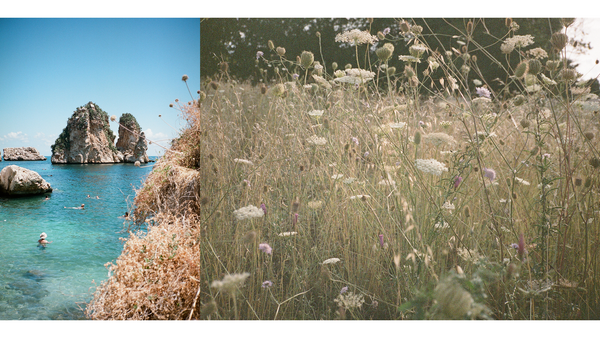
0, 157, 157, 319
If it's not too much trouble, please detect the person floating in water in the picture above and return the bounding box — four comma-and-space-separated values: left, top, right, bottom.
38, 233, 52, 247
119, 211, 130, 219
64, 204, 85, 209
44, 196, 49, 201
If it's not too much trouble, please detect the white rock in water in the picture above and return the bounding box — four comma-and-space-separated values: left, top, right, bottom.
0, 165, 52, 196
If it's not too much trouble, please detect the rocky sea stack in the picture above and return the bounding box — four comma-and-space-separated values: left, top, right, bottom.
51, 102, 148, 164
115, 113, 149, 163
3, 147, 47, 161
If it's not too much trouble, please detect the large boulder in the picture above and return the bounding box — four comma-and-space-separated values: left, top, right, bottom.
115, 113, 149, 163
51, 102, 120, 164
0, 165, 52, 196
3, 147, 47, 161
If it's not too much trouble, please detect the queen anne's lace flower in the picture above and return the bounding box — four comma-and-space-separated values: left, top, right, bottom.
211, 272, 250, 294
234, 158, 254, 165
415, 159, 448, 176
233, 205, 265, 221
322, 258, 341, 265
335, 29, 378, 45
501, 35, 534, 54
334, 292, 365, 309
278, 231, 298, 237
306, 135, 327, 146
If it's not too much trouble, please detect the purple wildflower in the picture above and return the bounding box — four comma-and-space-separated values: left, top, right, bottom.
260, 203, 267, 216
351, 137, 359, 146
483, 168, 496, 182
378, 234, 385, 248
340, 286, 349, 294
262, 280, 273, 288
511, 243, 519, 249
292, 213, 299, 227
258, 243, 272, 255
454, 176, 463, 189
542, 153, 551, 160
363, 151, 369, 158
292, 73, 299, 80
476, 86, 491, 99
383, 27, 391, 36
256, 51, 264, 60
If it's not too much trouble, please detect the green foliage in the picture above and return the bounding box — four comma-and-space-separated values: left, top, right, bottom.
119, 113, 141, 132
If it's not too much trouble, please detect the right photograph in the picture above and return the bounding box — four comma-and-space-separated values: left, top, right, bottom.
191, 18, 600, 320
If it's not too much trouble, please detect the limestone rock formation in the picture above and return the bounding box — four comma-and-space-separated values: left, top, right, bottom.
51, 102, 120, 164
3, 147, 47, 161
115, 113, 149, 163
0, 165, 52, 196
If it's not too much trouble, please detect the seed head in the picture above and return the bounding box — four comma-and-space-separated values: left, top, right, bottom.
300, 51, 314, 69
528, 59, 542, 75
276, 46, 286, 57
551, 32, 568, 51
182, 74, 189, 82
514, 61, 529, 78
584, 131, 595, 141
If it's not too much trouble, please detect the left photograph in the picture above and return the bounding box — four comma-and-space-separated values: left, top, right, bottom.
0, 18, 200, 319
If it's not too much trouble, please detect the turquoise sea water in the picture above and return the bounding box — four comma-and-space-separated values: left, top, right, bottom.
0, 157, 157, 320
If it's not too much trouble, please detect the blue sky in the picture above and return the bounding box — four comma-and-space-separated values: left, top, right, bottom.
0, 18, 200, 156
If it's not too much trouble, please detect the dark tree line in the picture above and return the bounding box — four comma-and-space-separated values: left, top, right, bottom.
201, 18, 598, 94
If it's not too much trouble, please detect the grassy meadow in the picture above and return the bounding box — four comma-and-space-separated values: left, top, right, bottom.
86, 19, 600, 320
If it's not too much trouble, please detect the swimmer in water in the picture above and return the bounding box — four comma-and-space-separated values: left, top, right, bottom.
44, 196, 49, 201
64, 204, 85, 209
38, 233, 52, 247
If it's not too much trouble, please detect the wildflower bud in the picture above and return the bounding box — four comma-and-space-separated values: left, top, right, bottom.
377, 31, 385, 40
461, 45, 468, 54
268, 40, 275, 50
300, 51, 314, 69
585, 176, 592, 188
292, 199, 300, 213
404, 65, 415, 78
546, 60, 560, 72
411, 25, 423, 35
514, 95, 526, 107
561, 18, 575, 27
376, 43, 394, 62
530, 146, 539, 156
345, 63, 352, 69
399, 20, 411, 33
512, 192, 518, 200
575, 177, 582, 187
387, 67, 396, 76
514, 61, 529, 79
499, 140, 505, 145
110, 115, 116, 122
199, 91, 206, 103
589, 157, 600, 168
551, 32, 568, 51
506, 178, 512, 187
560, 68, 578, 81
276, 46, 286, 57
505, 18, 512, 28
506, 263, 517, 280
471, 55, 477, 62
409, 76, 419, 87
323, 118, 330, 129
414, 131, 421, 145
464, 206, 471, 218
210, 81, 218, 90
182, 74, 189, 81
528, 59, 542, 75
315, 31, 321, 37
332, 62, 338, 71
219, 62, 229, 74
260, 84, 267, 95
579, 131, 594, 142
466, 21, 473, 35
461, 65, 470, 76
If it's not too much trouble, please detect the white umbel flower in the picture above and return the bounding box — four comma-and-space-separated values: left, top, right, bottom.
334, 292, 365, 310
308, 110, 324, 117
306, 135, 327, 146
335, 29, 378, 45
211, 272, 250, 294
233, 205, 264, 221
234, 158, 254, 165
422, 132, 456, 147
322, 258, 341, 265
278, 231, 298, 237
415, 159, 448, 176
